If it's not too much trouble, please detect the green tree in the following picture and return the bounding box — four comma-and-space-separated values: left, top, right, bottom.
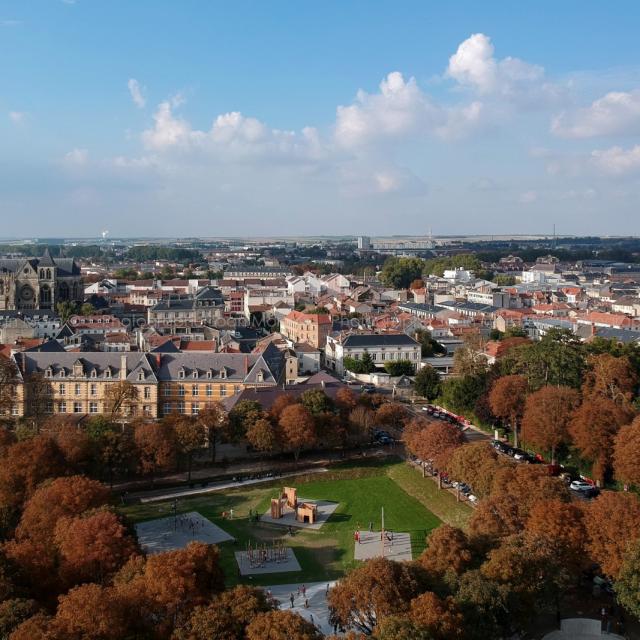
415, 330, 446, 357
80, 303, 95, 316
384, 360, 415, 376
441, 374, 488, 414
300, 389, 334, 415
56, 301, 78, 323
414, 365, 442, 401
616, 540, 640, 619
343, 353, 376, 374
379, 257, 425, 288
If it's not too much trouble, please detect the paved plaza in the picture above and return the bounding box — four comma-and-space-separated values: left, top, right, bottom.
267, 581, 339, 636
353, 530, 412, 562
261, 499, 339, 530
135, 511, 234, 554
234, 547, 301, 576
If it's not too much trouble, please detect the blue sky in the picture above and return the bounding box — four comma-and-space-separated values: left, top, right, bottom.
2, 1, 640, 238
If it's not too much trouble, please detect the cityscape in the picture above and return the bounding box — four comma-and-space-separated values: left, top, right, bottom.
2, 3, 640, 640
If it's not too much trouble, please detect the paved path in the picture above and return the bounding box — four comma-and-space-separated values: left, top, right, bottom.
138, 467, 329, 503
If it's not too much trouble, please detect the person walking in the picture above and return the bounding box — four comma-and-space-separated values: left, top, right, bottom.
302, 584, 306, 598
290, 593, 295, 608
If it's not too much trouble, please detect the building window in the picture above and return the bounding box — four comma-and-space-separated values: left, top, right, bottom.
178, 384, 185, 397
59, 383, 66, 394
192, 385, 199, 396
234, 385, 241, 394
178, 368, 185, 379
143, 405, 152, 416
191, 402, 200, 415
163, 402, 172, 414
75, 383, 81, 396
164, 386, 171, 397
89, 402, 98, 414
177, 401, 185, 414
206, 384, 212, 396
90, 383, 97, 396
220, 385, 227, 397
58, 401, 67, 413
73, 402, 82, 413
45, 401, 53, 414
144, 386, 151, 399
138, 372, 145, 381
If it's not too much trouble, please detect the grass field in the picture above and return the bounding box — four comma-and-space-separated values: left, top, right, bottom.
121, 459, 467, 587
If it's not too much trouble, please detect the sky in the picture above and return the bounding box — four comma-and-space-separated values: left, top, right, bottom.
2, 1, 640, 238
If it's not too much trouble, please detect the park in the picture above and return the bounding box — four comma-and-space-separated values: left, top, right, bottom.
121, 457, 470, 633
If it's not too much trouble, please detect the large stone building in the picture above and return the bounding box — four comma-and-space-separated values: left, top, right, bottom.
10, 343, 285, 419
280, 310, 332, 349
0, 250, 83, 311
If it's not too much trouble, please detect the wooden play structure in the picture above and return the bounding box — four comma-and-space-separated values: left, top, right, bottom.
242, 539, 290, 569
270, 486, 318, 525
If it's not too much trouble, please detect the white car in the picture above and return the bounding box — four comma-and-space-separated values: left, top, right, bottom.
569, 480, 593, 492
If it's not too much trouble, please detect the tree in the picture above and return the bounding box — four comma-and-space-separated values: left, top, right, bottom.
52, 583, 129, 640
6, 612, 53, 640
278, 404, 316, 461
415, 330, 446, 358
196, 402, 229, 462
348, 405, 376, 444
44, 419, 92, 471
80, 302, 96, 316
373, 617, 431, 640
413, 366, 441, 401
171, 416, 206, 482
375, 403, 408, 431
327, 557, 421, 635
582, 353, 638, 406
615, 539, 640, 619
87, 423, 136, 487
569, 397, 634, 484
419, 525, 473, 577
0, 436, 67, 509
343, 354, 375, 374
613, 416, 640, 488
488, 375, 528, 447
104, 381, 138, 424
445, 442, 499, 498
335, 388, 357, 415
246, 418, 278, 456
245, 610, 323, 640
453, 334, 488, 377
134, 422, 177, 484
56, 301, 78, 323
379, 257, 425, 289
409, 592, 465, 640
54, 508, 138, 586
175, 585, 274, 640
23, 373, 51, 433
383, 360, 414, 376
521, 386, 580, 463
583, 491, 640, 578
0, 599, 38, 640
440, 374, 488, 415
269, 395, 298, 421
300, 389, 334, 415
405, 419, 464, 473
228, 400, 263, 443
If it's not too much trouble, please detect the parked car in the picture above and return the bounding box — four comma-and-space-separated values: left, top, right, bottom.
569, 480, 599, 498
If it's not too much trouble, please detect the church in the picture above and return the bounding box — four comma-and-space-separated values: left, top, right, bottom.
0, 250, 83, 311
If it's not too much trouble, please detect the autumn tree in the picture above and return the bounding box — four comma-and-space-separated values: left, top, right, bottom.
0, 435, 68, 509
104, 381, 138, 424
134, 421, 176, 484
348, 405, 376, 444
0, 598, 38, 640
445, 442, 499, 498
453, 334, 488, 377
521, 385, 580, 463
245, 610, 323, 640
569, 397, 634, 484
404, 419, 464, 475
228, 400, 263, 442
6, 612, 53, 640
300, 389, 334, 415
582, 353, 638, 406
0, 357, 17, 417
278, 404, 316, 462
174, 584, 274, 640
23, 373, 51, 433
170, 415, 206, 481
375, 403, 408, 432
419, 525, 474, 577
327, 557, 421, 635
86, 420, 136, 487
269, 395, 298, 421
409, 592, 465, 640
488, 375, 528, 447
613, 415, 640, 489
44, 419, 93, 472
54, 507, 138, 586
335, 387, 357, 415
246, 418, 278, 457
583, 491, 640, 578
52, 583, 130, 640
196, 402, 229, 462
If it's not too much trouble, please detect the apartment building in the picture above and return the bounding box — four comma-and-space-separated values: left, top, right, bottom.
280, 310, 332, 349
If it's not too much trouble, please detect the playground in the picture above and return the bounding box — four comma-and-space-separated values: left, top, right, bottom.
121, 459, 446, 586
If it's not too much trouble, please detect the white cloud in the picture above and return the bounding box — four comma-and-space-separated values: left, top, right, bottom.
8, 111, 26, 124
590, 145, 640, 175
127, 78, 146, 109
519, 190, 538, 204
62, 148, 89, 167
552, 90, 640, 138
446, 33, 545, 96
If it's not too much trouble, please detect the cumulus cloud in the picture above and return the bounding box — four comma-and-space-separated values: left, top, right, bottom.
590, 145, 640, 175
552, 90, 640, 138
446, 33, 545, 97
127, 78, 146, 109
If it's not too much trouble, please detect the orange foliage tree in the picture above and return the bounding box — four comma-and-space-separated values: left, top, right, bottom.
134, 421, 177, 484
613, 415, 640, 489
245, 610, 323, 640
488, 375, 528, 447
277, 404, 316, 462
404, 419, 464, 475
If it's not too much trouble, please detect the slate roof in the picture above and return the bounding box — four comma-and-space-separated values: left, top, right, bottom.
341, 333, 419, 348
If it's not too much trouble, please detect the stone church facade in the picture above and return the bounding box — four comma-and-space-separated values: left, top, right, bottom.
0, 251, 83, 311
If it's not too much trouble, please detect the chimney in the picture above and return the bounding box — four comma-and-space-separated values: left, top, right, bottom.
321, 380, 326, 389
120, 354, 127, 380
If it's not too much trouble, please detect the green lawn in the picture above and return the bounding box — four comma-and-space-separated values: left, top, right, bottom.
121, 461, 444, 587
